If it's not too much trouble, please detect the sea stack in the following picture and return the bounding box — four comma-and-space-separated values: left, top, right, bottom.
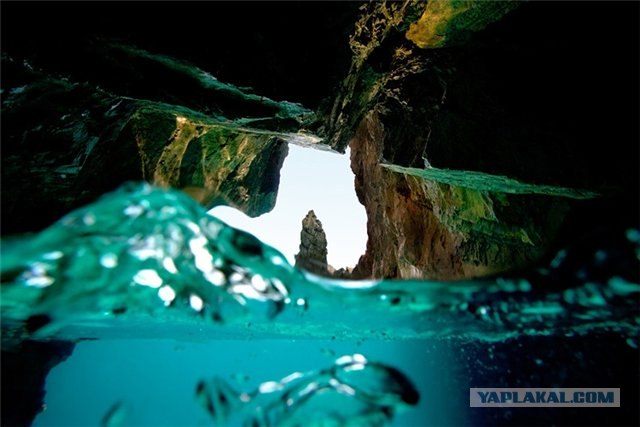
295, 210, 329, 276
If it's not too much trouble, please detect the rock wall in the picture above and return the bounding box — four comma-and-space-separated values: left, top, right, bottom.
2, 2, 360, 110
1, 53, 298, 235
324, 1, 637, 279
324, 1, 636, 192
79, 103, 291, 217
350, 111, 572, 280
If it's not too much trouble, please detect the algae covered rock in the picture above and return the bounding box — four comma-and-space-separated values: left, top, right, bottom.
0, 54, 306, 234
324, 1, 634, 190
405, 0, 518, 49
323, 1, 636, 279
349, 111, 593, 280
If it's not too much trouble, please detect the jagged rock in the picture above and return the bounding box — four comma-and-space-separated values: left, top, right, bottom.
295, 210, 329, 276
0, 58, 296, 235
2, 2, 359, 110
324, 1, 637, 279
332, 267, 354, 279
324, 1, 635, 190
349, 111, 578, 280
2, 38, 313, 130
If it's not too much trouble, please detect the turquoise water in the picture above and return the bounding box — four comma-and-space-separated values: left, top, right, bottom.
33, 339, 456, 426
2, 183, 639, 426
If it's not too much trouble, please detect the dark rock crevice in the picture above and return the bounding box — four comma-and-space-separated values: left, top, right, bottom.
1, 339, 76, 427
1, 2, 360, 111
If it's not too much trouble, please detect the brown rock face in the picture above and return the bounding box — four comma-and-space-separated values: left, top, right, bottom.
323, 1, 635, 280
349, 111, 461, 279
350, 111, 569, 280
295, 210, 330, 275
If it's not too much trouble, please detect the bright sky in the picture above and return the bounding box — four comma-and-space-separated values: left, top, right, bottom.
209, 143, 367, 269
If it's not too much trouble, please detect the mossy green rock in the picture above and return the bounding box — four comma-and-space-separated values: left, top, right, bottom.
1, 59, 298, 234
405, 0, 518, 49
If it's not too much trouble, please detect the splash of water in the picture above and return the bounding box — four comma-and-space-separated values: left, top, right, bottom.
1, 183, 638, 342
195, 353, 419, 426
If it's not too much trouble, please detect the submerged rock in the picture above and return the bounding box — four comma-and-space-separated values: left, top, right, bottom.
1, 340, 75, 426
295, 210, 330, 276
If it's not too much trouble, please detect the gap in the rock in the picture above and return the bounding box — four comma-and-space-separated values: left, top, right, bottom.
209, 143, 367, 271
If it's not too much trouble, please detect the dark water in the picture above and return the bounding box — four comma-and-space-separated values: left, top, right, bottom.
2, 184, 639, 426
